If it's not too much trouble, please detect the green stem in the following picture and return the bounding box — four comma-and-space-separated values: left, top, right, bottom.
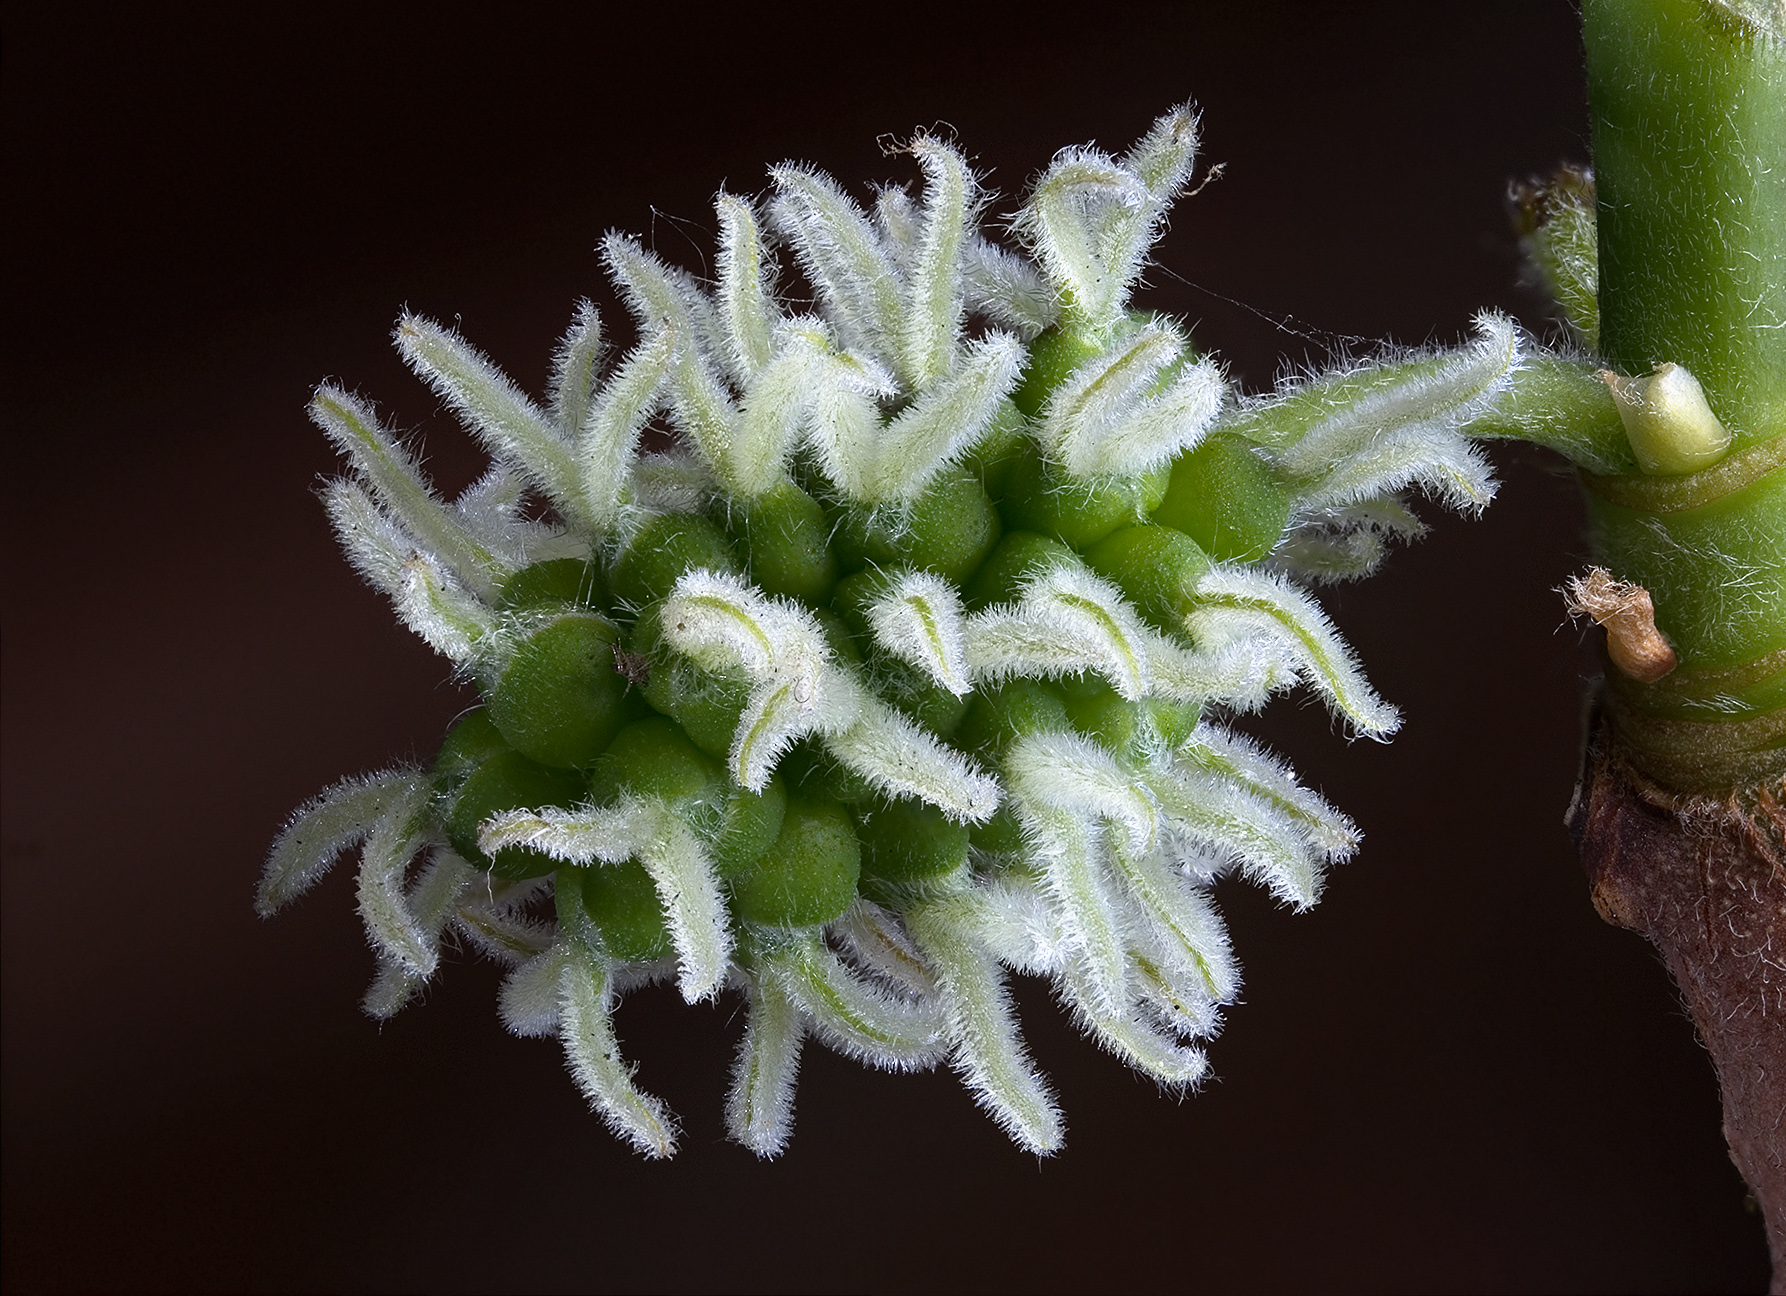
1581, 0, 1786, 787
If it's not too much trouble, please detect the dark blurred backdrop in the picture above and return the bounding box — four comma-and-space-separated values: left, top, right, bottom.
2, 3, 1769, 1291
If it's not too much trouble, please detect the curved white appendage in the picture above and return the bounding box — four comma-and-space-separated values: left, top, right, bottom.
1110, 842, 1239, 1004
498, 944, 572, 1038
557, 934, 680, 1159
1014, 105, 1198, 334
829, 898, 939, 997
768, 164, 903, 368
310, 386, 510, 598
907, 895, 1063, 1155
867, 571, 972, 696
760, 932, 946, 1071
714, 194, 779, 384
257, 768, 420, 915
363, 846, 478, 1019
352, 775, 438, 977
1186, 565, 1399, 738
392, 318, 585, 533
962, 235, 1059, 338
726, 966, 804, 1158
549, 299, 603, 441
1144, 752, 1323, 909
323, 481, 495, 664
661, 570, 997, 820
1177, 724, 1359, 860
480, 798, 732, 1004
1059, 954, 1208, 1088
967, 563, 1152, 700
897, 134, 975, 395
578, 329, 676, 531
1037, 323, 1224, 479
1273, 312, 1519, 514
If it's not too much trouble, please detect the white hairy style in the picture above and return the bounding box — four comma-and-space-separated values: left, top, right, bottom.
1271, 313, 1520, 513
259, 768, 423, 915
968, 564, 1153, 699
557, 933, 680, 1159
310, 388, 509, 599
897, 135, 975, 394
1110, 843, 1240, 1003
394, 317, 587, 535
577, 328, 675, 529
745, 322, 895, 500
849, 331, 1024, 503
867, 571, 972, 695
449, 464, 582, 572
1060, 955, 1209, 1088
822, 696, 1002, 824
1015, 105, 1198, 335
1020, 806, 1132, 1016
907, 896, 1065, 1155
1177, 724, 1359, 860
480, 798, 732, 1004
1145, 752, 1323, 908
498, 946, 572, 1038
363, 847, 478, 1019
967, 878, 1072, 976
1036, 323, 1225, 479
829, 898, 939, 997
714, 194, 779, 383
1186, 564, 1401, 737
352, 775, 438, 977
549, 299, 604, 440
759, 933, 947, 1071
726, 967, 804, 1158
602, 232, 716, 344
961, 235, 1059, 338
662, 569, 997, 817
769, 164, 904, 366
1006, 730, 1158, 855
1129, 936, 1224, 1041
454, 875, 555, 966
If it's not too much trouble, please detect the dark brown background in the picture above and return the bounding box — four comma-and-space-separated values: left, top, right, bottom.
2, 2, 1770, 1291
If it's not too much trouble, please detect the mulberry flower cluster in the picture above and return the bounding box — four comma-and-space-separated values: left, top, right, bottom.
262, 107, 1524, 1157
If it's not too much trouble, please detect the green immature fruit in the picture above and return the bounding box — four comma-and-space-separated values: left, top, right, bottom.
631, 603, 751, 760
858, 795, 971, 889
956, 678, 1073, 761
1083, 524, 1211, 632
729, 480, 838, 603
964, 531, 1078, 610
727, 793, 863, 927
431, 708, 509, 792
998, 443, 1171, 550
609, 513, 740, 607
487, 612, 629, 768
1152, 432, 1292, 562
1011, 324, 1105, 417
447, 750, 589, 879
576, 861, 673, 962
496, 558, 604, 611
712, 775, 788, 879
832, 471, 1003, 583
1063, 684, 1201, 757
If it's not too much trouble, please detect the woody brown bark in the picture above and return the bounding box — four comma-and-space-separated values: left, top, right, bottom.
1569, 709, 1786, 1291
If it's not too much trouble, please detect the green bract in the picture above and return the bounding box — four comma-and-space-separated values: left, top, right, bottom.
266, 106, 1535, 1160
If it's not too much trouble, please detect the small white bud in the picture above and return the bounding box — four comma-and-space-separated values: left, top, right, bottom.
1598, 362, 1731, 475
